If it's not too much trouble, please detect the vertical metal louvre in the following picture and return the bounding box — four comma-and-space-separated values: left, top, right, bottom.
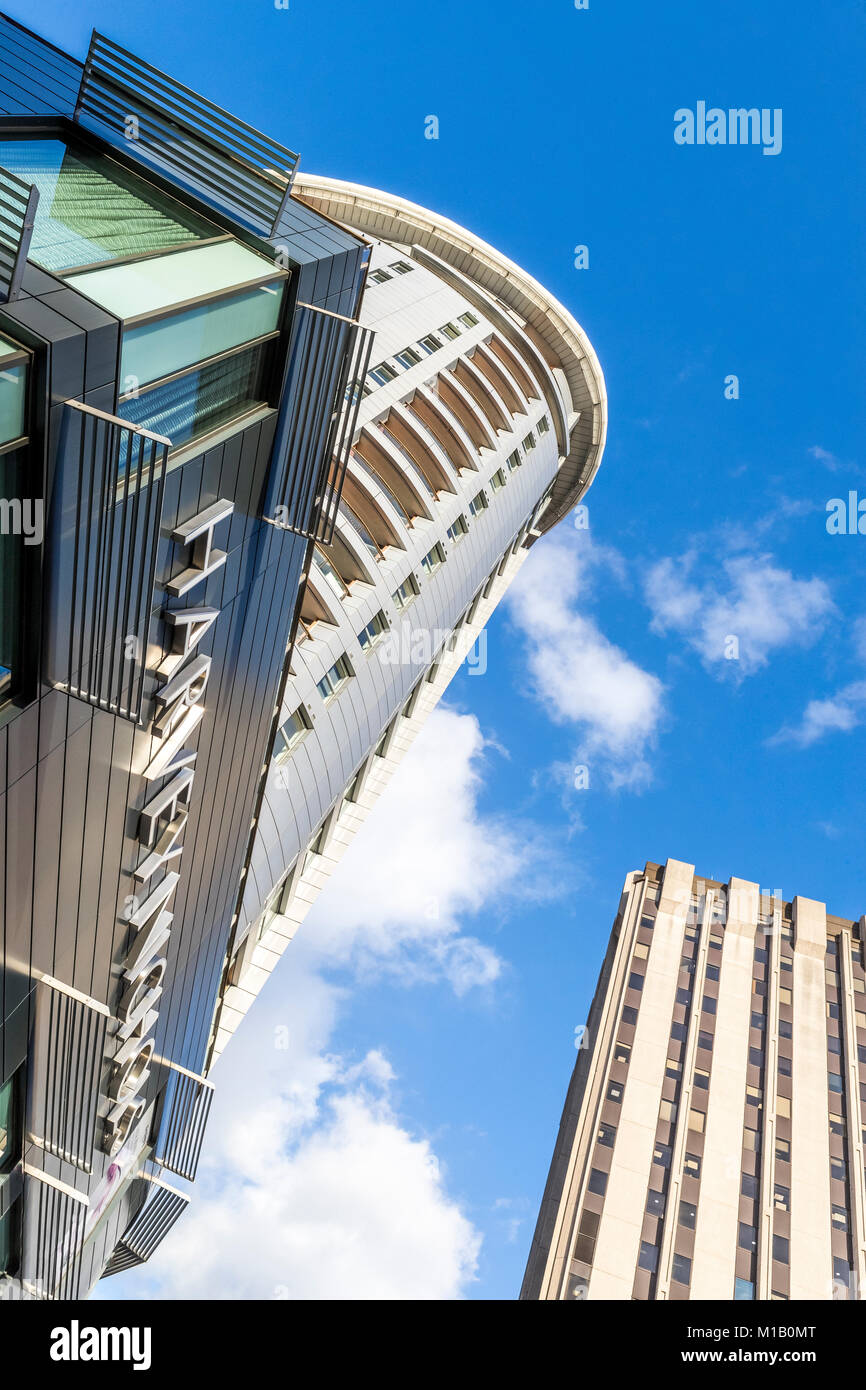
28, 978, 109, 1171
102, 1177, 189, 1276
266, 305, 374, 543
22, 1171, 89, 1300
154, 1067, 214, 1183
0, 164, 38, 304
74, 30, 299, 236
60, 401, 168, 723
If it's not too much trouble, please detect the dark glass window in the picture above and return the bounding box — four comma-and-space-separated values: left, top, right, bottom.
735, 1277, 755, 1300
778, 1055, 792, 1077
0, 1197, 20, 1277
653, 1142, 672, 1169
607, 1082, 623, 1104
772, 1234, 789, 1265
597, 1123, 616, 1149
698, 1030, 714, 1051
622, 1006, 638, 1026
121, 339, 273, 453
646, 1189, 665, 1216
678, 1199, 697, 1230
638, 1241, 658, 1273
0, 1068, 21, 1173
588, 1168, 607, 1196
779, 1019, 792, 1039
672, 1252, 692, 1286
628, 972, 644, 992
738, 1222, 757, 1251
741, 1173, 758, 1199
702, 995, 717, 1014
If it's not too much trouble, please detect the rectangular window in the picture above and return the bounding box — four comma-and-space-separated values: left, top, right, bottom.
522, 430, 536, 453
773, 1184, 790, 1212
614, 1043, 631, 1065
776, 1137, 790, 1163
688, 1108, 706, 1134
772, 1234, 789, 1265
597, 1123, 616, 1148
0, 1067, 21, 1173
390, 260, 413, 275
369, 268, 392, 284
684, 1153, 701, 1178
391, 575, 420, 611
312, 547, 348, 600
446, 514, 469, 544
468, 490, 488, 518
622, 1006, 638, 1026
588, 1168, 607, 1196
506, 449, 522, 472
316, 654, 353, 701
678, 1200, 697, 1230
778, 1054, 792, 1077
369, 361, 398, 386
458, 311, 479, 328
738, 1222, 757, 1251
735, 1277, 755, 1301
575, 1209, 599, 1264
628, 972, 644, 993
741, 1173, 759, 1199
638, 1241, 658, 1273
420, 543, 446, 576
489, 468, 506, 492
418, 334, 442, 355
395, 346, 423, 370
694, 1068, 710, 1090
0, 1197, 19, 1277
646, 1189, 665, 1216
698, 1030, 714, 1051
653, 1142, 672, 1169
832, 1204, 848, 1229
439, 321, 461, 340
537, 414, 550, 434
358, 611, 389, 651
273, 705, 310, 761
659, 1099, 678, 1124
0, 337, 28, 447
672, 1252, 692, 1287
121, 337, 273, 453
607, 1081, 624, 1104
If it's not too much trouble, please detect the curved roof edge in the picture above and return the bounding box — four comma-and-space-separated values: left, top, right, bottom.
292, 174, 607, 533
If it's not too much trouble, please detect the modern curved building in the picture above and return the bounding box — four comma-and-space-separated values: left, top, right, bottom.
0, 11, 605, 1299
212, 175, 607, 1058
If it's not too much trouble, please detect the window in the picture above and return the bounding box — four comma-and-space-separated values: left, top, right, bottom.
638, 1242, 659, 1273
622, 1006, 638, 1026
316, 654, 353, 701
0, 1068, 21, 1173
778, 1054, 792, 1077
468, 490, 488, 517
741, 1172, 759, 1199
676, 987, 691, 1006
273, 705, 310, 760
735, 1277, 755, 1301
751, 1011, 765, 1031
779, 1017, 792, 1038
358, 611, 389, 651
0, 1197, 20, 1277
392, 575, 420, 611
418, 334, 442, 355
575, 1209, 599, 1264
653, 1141, 672, 1169
489, 468, 506, 492
670, 1022, 686, 1042
614, 1043, 631, 1065
421, 543, 446, 576
694, 1068, 710, 1090
832, 1204, 848, 1229
772, 1234, 789, 1265
634, 941, 649, 960
706, 963, 720, 982
607, 1081, 623, 1103
776, 1136, 790, 1163
0, 336, 27, 448
446, 514, 469, 544
369, 361, 398, 387
743, 1127, 761, 1152
679, 1200, 697, 1230
773, 1184, 790, 1212
828, 1073, 843, 1095
395, 346, 423, 370
665, 1059, 681, 1082
390, 260, 413, 275
688, 1108, 705, 1134
779, 986, 792, 1006
588, 1168, 607, 1196
646, 1189, 665, 1216
369, 268, 392, 284
538, 414, 550, 434
312, 547, 348, 600
684, 1153, 701, 1178
831, 1155, 847, 1181
738, 1222, 757, 1251
597, 1122, 616, 1148
746, 1085, 763, 1108
506, 449, 522, 472
439, 321, 461, 340
522, 430, 537, 453
698, 1030, 714, 1052
628, 972, 644, 993
702, 995, 717, 1015
672, 1252, 692, 1287
659, 1099, 678, 1124
458, 311, 479, 328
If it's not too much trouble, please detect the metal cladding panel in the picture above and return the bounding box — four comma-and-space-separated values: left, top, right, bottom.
75, 30, 298, 238
45, 402, 168, 724
21, 1173, 88, 1300
0, 163, 38, 305
265, 305, 374, 542
102, 1177, 188, 1275
0, 12, 83, 117
28, 979, 108, 1171
153, 1068, 214, 1183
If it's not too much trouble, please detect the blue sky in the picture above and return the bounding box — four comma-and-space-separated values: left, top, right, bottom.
17, 0, 866, 1299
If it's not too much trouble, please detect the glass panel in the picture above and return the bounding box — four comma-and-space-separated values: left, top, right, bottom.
120, 341, 270, 452
0, 138, 215, 272
0, 1199, 18, 1275
0, 1070, 19, 1170
0, 446, 24, 695
0, 339, 27, 447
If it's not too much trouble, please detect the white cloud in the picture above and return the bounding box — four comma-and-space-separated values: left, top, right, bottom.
506, 530, 664, 789
303, 706, 553, 991
644, 550, 834, 677
99, 956, 480, 1301
769, 680, 866, 747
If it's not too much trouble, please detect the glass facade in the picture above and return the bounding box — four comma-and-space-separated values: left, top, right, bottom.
0, 337, 27, 447
120, 340, 271, 450
0, 138, 214, 272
